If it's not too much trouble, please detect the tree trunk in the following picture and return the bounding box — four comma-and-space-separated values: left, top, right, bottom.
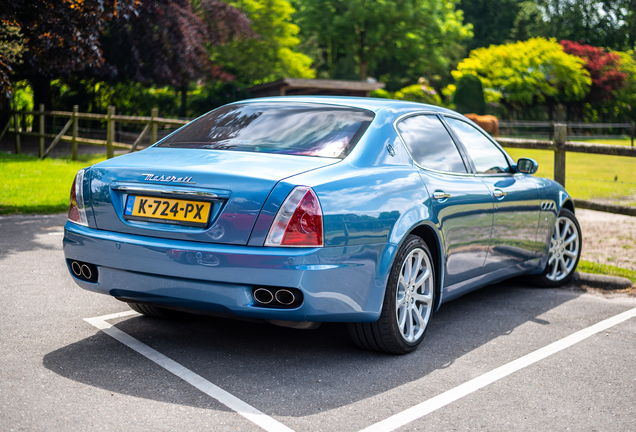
178, 85, 188, 118
29, 76, 53, 111
359, 62, 368, 81
358, 28, 367, 81
632, 0, 636, 50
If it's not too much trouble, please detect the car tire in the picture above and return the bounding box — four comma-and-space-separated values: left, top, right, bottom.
127, 302, 179, 319
532, 208, 582, 288
348, 235, 436, 355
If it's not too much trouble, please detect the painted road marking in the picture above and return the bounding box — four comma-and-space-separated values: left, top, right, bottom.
359, 306, 636, 432
85, 311, 295, 432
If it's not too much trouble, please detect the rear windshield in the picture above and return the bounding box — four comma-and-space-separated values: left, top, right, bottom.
157, 102, 375, 159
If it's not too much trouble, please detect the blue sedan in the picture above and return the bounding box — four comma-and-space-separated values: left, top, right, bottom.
64, 97, 581, 354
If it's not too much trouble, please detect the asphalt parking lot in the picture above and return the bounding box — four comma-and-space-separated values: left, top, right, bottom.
1, 213, 635, 431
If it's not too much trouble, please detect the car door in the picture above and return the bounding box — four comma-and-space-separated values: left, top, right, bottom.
396, 113, 494, 288
444, 116, 542, 273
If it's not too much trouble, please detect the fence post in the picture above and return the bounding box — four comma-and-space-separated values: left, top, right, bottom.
39, 104, 45, 158
106, 106, 115, 159
150, 107, 158, 145
71, 105, 78, 161
13, 110, 20, 154
553, 123, 567, 187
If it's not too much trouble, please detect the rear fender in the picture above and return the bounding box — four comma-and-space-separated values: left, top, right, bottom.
386, 220, 445, 313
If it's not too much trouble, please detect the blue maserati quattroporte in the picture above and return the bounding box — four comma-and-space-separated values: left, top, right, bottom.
64, 97, 581, 354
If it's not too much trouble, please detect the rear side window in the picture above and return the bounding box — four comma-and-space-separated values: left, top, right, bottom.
157, 102, 375, 159
445, 117, 511, 174
397, 115, 467, 173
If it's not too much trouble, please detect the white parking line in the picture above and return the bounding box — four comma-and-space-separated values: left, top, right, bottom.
86, 307, 636, 432
359, 306, 636, 432
85, 311, 295, 432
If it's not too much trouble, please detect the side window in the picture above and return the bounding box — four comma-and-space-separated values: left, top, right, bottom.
445, 117, 511, 174
397, 115, 467, 173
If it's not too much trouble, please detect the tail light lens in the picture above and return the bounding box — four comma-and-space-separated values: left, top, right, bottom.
68, 169, 88, 226
265, 186, 324, 247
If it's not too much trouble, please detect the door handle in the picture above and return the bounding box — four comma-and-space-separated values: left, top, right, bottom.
433, 191, 451, 201
493, 189, 506, 199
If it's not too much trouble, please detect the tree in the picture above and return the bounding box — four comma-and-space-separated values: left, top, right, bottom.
612, 51, 636, 121
453, 74, 486, 113
512, 0, 634, 51
580, 50, 636, 123
211, 0, 314, 86
459, 0, 523, 51
292, 0, 472, 87
450, 37, 591, 117
560, 40, 627, 103
1, 0, 138, 108
2, 0, 252, 113
0, 21, 24, 96
101, 0, 253, 116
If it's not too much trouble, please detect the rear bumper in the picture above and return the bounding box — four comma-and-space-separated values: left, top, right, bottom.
63, 222, 395, 322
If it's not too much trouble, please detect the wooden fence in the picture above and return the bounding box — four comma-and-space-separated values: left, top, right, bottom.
496, 123, 636, 217
1, 112, 635, 217
499, 120, 636, 145
0, 104, 188, 160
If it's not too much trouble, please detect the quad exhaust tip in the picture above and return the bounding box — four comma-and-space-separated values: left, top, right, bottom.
253, 288, 274, 305
253, 287, 302, 307
69, 260, 97, 282
275, 289, 295, 305
71, 261, 82, 277
80, 264, 92, 280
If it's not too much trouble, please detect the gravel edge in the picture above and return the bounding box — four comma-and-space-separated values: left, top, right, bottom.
573, 271, 634, 290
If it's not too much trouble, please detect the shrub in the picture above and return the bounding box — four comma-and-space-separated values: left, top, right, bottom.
453, 74, 486, 114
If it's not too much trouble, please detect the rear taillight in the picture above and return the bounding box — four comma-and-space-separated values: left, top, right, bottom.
264, 186, 323, 247
68, 169, 88, 226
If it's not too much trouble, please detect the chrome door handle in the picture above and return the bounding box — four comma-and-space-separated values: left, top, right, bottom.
493, 189, 506, 199
433, 191, 451, 201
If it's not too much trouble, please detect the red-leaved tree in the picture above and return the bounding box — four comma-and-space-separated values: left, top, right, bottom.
2, 0, 253, 112
101, 0, 254, 116
2, 0, 138, 108
560, 40, 627, 103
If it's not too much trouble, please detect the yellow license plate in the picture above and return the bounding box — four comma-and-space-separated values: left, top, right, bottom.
124, 195, 212, 227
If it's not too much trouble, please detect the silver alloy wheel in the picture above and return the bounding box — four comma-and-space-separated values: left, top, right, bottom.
546, 215, 580, 281
395, 248, 434, 343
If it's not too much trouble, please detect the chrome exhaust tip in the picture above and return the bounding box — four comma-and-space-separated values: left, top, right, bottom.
253, 288, 274, 305
71, 261, 82, 277
275, 289, 295, 306
80, 264, 92, 280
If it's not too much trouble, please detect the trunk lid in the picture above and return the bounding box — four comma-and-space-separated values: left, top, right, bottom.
89, 148, 337, 245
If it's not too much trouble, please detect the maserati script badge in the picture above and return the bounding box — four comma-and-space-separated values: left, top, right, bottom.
142, 173, 195, 184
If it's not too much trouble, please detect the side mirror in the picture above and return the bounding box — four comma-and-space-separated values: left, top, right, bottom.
516, 158, 538, 174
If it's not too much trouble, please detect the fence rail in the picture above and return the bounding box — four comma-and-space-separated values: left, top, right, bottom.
496, 124, 636, 217
1, 112, 634, 217
499, 120, 633, 129
499, 120, 636, 145
0, 104, 188, 159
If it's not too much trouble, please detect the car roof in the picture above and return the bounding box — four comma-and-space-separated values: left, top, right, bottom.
229, 95, 459, 116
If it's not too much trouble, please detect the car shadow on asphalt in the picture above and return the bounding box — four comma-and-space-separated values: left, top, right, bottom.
0, 213, 67, 261
42, 281, 584, 416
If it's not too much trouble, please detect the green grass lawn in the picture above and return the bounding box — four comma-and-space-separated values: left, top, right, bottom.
576, 138, 635, 146
2, 145, 635, 214
578, 259, 636, 283
505, 148, 636, 205
0, 151, 106, 215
